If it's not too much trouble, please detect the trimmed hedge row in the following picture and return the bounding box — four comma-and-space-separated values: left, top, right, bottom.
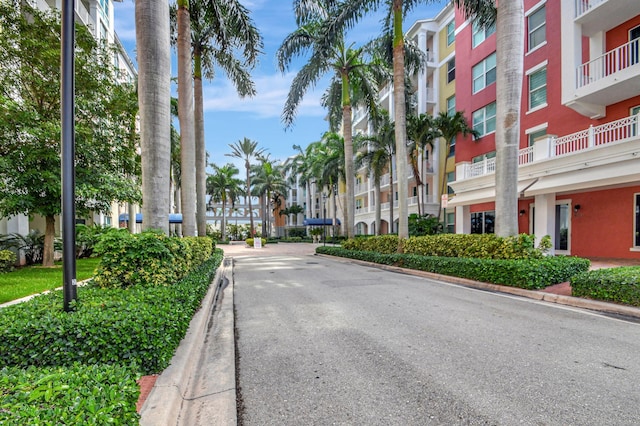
316, 246, 589, 290
0, 250, 223, 374
0, 363, 140, 424
571, 266, 640, 307
93, 229, 214, 288
342, 234, 551, 260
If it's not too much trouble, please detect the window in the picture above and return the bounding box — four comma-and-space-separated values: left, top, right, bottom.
412, 187, 417, 197
635, 194, 640, 247
528, 6, 546, 51
528, 128, 547, 146
471, 210, 495, 234
446, 212, 455, 233
449, 136, 456, 157
472, 20, 496, 48
446, 20, 455, 45
529, 67, 547, 109
472, 52, 496, 93
447, 58, 456, 83
446, 172, 455, 194
446, 95, 456, 116
472, 102, 496, 136
472, 151, 495, 163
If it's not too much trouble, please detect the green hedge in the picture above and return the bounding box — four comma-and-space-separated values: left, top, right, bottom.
245, 237, 267, 247
317, 246, 589, 290
93, 229, 213, 289
0, 250, 223, 374
342, 234, 550, 260
0, 249, 16, 272
0, 363, 140, 424
571, 266, 640, 307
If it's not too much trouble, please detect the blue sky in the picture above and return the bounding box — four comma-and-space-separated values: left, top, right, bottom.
113, 0, 448, 171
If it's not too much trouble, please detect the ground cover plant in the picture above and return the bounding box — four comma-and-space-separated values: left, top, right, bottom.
571, 266, 640, 307
0, 257, 100, 304
0, 240, 223, 424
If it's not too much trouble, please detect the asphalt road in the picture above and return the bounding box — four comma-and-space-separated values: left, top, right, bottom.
232, 245, 640, 425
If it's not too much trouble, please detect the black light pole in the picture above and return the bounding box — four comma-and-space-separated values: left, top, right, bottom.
61, 0, 77, 311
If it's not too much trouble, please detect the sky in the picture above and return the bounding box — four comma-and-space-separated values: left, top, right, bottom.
112, 0, 449, 172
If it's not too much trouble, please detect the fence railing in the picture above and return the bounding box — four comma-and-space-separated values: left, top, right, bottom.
577, 38, 639, 88
575, 0, 606, 17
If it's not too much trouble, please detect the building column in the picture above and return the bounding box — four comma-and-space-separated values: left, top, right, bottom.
455, 205, 470, 234
534, 193, 556, 255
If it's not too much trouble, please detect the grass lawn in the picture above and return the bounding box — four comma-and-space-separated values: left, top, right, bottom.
0, 258, 101, 304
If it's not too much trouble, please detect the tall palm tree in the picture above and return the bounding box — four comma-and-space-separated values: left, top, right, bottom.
136, 1, 171, 234
454, 0, 520, 236
355, 111, 396, 234
226, 138, 266, 237
207, 163, 243, 241
433, 111, 479, 221
284, 144, 316, 220
252, 157, 288, 237
407, 112, 438, 215
185, 0, 262, 236
277, 1, 387, 239
175, 0, 197, 236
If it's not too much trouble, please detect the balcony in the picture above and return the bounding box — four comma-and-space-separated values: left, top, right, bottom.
572, 39, 640, 113
575, 0, 640, 37
450, 114, 640, 206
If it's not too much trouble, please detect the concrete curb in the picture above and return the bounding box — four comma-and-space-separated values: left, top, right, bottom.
317, 254, 640, 321
140, 258, 235, 425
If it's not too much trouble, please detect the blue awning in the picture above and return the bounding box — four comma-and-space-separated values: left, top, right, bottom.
302, 218, 340, 226
119, 213, 183, 224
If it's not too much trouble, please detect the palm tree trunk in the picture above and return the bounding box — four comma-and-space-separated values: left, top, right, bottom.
437, 139, 451, 222
495, 0, 524, 237
136, 0, 171, 234
342, 80, 355, 239
389, 162, 394, 234
246, 162, 254, 236
392, 0, 409, 241
128, 202, 136, 233
221, 199, 227, 241
194, 52, 207, 236
375, 180, 381, 235
177, 0, 197, 236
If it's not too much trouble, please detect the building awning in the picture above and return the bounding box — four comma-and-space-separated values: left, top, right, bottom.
119, 213, 183, 224
303, 218, 341, 226
447, 179, 539, 207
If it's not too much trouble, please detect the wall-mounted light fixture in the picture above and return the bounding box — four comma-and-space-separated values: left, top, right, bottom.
574, 204, 581, 213
519, 209, 526, 216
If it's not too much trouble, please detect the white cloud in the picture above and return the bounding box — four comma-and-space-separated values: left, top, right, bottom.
202, 71, 327, 119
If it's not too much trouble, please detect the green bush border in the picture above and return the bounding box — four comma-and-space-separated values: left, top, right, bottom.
571, 266, 640, 307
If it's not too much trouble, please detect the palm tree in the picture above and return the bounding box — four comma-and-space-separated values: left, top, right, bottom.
175, 0, 197, 237
226, 138, 266, 237
433, 111, 479, 222
355, 111, 396, 234
136, 1, 171, 234
287, 204, 304, 226
277, 1, 387, 239
407, 113, 438, 216
454, 0, 521, 236
252, 157, 288, 238
284, 144, 316, 220
185, 0, 262, 236
207, 163, 243, 241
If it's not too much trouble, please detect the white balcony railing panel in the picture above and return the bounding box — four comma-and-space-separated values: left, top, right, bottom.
575, 0, 606, 17
577, 38, 640, 89
519, 146, 534, 165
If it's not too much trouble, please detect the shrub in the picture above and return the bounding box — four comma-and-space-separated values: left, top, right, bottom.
0, 231, 44, 265
0, 250, 16, 272
342, 235, 401, 254
571, 266, 640, 307
73, 224, 112, 259
0, 251, 223, 374
317, 246, 589, 290
287, 227, 307, 238
0, 364, 140, 424
245, 237, 267, 247
408, 213, 443, 236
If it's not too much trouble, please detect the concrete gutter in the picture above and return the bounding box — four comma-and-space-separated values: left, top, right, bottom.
317, 254, 640, 321
140, 257, 236, 426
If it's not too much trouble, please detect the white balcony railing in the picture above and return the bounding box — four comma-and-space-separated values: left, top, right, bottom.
459, 114, 640, 179
575, 0, 606, 17
577, 38, 640, 89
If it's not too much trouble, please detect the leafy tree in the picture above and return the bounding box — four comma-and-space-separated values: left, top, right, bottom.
136, 0, 172, 234
277, 0, 389, 239
0, 3, 140, 266
207, 163, 244, 241
226, 138, 266, 237
433, 111, 479, 221
407, 113, 439, 215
